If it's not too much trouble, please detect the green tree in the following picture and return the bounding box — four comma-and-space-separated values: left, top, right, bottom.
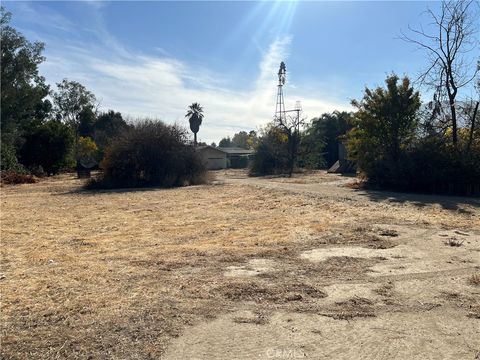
19, 120, 74, 176
77, 136, 99, 168
220, 131, 258, 149
218, 136, 232, 147
93, 110, 130, 158
249, 124, 289, 176
231, 131, 249, 149
0, 7, 49, 133
185, 102, 204, 146
306, 111, 352, 168
78, 107, 97, 138
1, 7, 50, 169
299, 125, 326, 169
348, 74, 421, 187
53, 79, 97, 136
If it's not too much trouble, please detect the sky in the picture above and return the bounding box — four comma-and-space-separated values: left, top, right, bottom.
4, 1, 479, 143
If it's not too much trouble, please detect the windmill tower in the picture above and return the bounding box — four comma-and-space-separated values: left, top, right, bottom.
275, 61, 287, 122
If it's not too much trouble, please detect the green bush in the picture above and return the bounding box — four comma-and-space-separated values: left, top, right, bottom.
19, 120, 74, 176
1, 141, 26, 173
249, 126, 289, 176
401, 137, 480, 195
88, 120, 206, 189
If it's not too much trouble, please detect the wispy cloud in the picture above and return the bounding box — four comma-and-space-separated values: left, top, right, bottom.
24, 3, 350, 143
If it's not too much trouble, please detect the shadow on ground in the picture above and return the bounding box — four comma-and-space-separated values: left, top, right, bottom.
357, 188, 480, 213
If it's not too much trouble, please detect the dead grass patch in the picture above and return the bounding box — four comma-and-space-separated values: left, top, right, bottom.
218, 281, 327, 304
314, 229, 398, 250
373, 282, 395, 297
467, 274, 480, 286
445, 237, 465, 247
321, 296, 376, 320
233, 312, 269, 325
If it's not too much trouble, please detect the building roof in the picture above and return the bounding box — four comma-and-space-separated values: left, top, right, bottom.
217, 147, 254, 155
196, 145, 226, 154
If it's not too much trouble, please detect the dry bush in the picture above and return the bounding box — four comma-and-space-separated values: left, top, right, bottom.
445, 237, 464, 247
1, 171, 37, 185
86, 120, 207, 189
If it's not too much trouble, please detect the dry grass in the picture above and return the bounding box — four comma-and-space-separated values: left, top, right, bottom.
445, 237, 465, 247
467, 274, 480, 286
373, 282, 395, 297
322, 296, 376, 320
1, 172, 479, 358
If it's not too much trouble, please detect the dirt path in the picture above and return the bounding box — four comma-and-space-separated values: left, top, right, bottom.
162, 171, 480, 360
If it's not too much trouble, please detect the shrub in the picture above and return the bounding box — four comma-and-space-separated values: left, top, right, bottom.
1, 171, 37, 185
348, 74, 421, 189
249, 126, 289, 176
401, 137, 480, 195
0, 142, 26, 173
19, 120, 75, 176
88, 120, 206, 189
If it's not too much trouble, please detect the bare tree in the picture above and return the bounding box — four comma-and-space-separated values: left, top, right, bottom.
401, 0, 479, 150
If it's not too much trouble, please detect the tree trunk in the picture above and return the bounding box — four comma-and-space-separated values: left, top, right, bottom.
466, 101, 479, 155
194, 132, 197, 147
449, 99, 458, 148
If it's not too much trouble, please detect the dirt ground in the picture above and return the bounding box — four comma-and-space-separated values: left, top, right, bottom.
1, 170, 479, 359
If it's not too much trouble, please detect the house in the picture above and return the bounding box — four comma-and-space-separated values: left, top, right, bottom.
196, 145, 227, 170
217, 147, 254, 168
196, 146, 254, 170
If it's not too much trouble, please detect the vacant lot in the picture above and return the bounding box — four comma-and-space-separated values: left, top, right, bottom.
1, 170, 479, 359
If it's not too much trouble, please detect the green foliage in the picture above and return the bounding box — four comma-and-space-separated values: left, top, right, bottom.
53, 79, 96, 132
78, 107, 96, 137
402, 136, 480, 194
298, 130, 326, 169
249, 125, 289, 176
1, 7, 50, 135
1, 142, 26, 173
232, 131, 249, 148
185, 103, 204, 145
77, 137, 99, 162
220, 131, 258, 149
1, 6, 50, 171
19, 120, 75, 176
303, 111, 352, 168
93, 110, 130, 158
219, 137, 232, 147
348, 74, 421, 188
91, 120, 206, 188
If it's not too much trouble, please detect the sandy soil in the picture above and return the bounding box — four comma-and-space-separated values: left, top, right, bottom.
1, 170, 479, 359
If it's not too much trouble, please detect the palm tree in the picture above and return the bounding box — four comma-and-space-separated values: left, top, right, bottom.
185, 102, 204, 146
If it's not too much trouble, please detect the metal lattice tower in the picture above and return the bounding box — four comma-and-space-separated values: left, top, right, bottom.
275, 61, 287, 122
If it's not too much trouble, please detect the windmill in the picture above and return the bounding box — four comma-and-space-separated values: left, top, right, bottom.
274, 61, 301, 129
275, 61, 287, 123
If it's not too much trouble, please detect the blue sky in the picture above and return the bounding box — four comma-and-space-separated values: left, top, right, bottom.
5, 1, 478, 143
